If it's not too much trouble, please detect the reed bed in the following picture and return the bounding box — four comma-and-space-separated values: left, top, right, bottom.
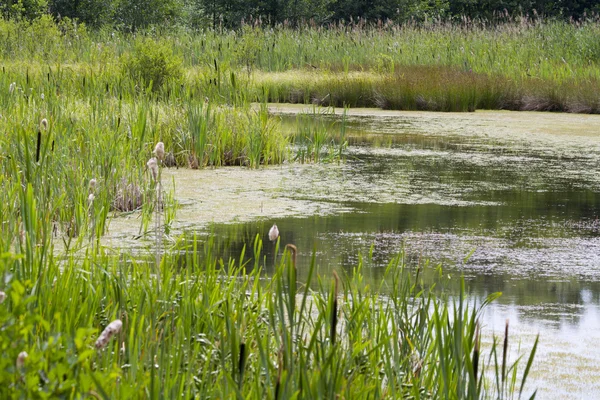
1, 17, 600, 112
0, 228, 537, 398
0, 16, 548, 397
0, 68, 292, 236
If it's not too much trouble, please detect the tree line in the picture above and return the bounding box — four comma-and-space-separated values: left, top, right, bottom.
2, 0, 599, 31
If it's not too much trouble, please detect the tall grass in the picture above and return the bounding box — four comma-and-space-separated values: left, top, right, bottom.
0, 228, 538, 398
0, 70, 291, 239
0, 16, 545, 397
1, 17, 600, 112
2, 16, 599, 82
293, 106, 348, 162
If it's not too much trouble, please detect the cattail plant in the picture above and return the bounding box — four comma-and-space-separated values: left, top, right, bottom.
16, 351, 28, 369
87, 193, 95, 207
269, 223, 280, 265
35, 129, 42, 164
88, 179, 97, 242
148, 142, 166, 282
153, 142, 165, 161
147, 158, 158, 182
237, 342, 246, 390
473, 321, 480, 387
502, 319, 509, 392
9, 82, 16, 94
330, 270, 339, 345
268, 224, 279, 241
95, 319, 122, 349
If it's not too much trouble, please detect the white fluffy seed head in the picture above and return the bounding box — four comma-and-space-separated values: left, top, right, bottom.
88, 193, 95, 206
16, 351, 28, 369
268, 224, 279, 241
9, 82, 16, 94
147, 157, 158, 181
95, 319, 123, 349
40, 118, 48, 131
153, 142, 165, 161
89, 178, 97, 192
0, 291, 6, 304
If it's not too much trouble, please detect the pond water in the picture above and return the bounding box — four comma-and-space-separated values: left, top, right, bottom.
109, 106, 600, 398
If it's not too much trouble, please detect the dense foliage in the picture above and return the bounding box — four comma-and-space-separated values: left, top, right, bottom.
1, 0, 599, 30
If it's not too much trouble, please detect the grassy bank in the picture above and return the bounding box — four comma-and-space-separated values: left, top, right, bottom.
1, 17, 600, 112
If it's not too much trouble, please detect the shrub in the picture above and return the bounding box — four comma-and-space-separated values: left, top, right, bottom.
122, 38, 182, 92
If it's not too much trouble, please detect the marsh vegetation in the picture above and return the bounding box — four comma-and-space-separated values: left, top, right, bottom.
4, 12, 598, 397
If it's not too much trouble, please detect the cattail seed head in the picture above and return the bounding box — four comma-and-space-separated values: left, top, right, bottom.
16, 351, 28, 369
268, 224, 279, 241
89, 178, 97, 192
88, 193, 95, 206
9, 82, 16, 94
153, 142, 165, 161
40, 118, 48, 131
147, 157, 159, 181
0, 291, 5, 303
95, 319, 122, 349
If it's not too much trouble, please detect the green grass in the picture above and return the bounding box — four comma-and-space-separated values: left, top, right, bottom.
0, 229, 538, 398
2, 17, 600, 112
0, 16, 548, 397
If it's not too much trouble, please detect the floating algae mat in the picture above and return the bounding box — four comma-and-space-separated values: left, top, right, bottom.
107, 107, 600, 399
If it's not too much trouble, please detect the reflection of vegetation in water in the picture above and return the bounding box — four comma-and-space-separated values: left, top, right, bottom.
206, 194, 600, 316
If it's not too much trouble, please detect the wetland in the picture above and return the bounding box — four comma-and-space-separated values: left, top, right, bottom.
3, 16, 600, 398
107, 106, 600, 399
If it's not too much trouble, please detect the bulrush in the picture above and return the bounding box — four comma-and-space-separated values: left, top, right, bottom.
268, 224, 279, 241
154, 142, 165, 161
16, 351, 28, 369
95, 319, 122, 349
147, 157, 159, 181
40, 118, 48, 131
0, 291, 5, 303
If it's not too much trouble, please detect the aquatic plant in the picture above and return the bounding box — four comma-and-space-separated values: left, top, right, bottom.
268, 223, 279, 241
15, 351, 28, 369
293, 107, 346, 162
153, 141, 165, 161
0, 235, 537, 398
1, 17, 599, 113
95, 319, 123, 349
147, 157, 159, 182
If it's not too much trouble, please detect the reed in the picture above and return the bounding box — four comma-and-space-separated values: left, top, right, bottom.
1, 17, 599, 113
0, 15, 550, 398
0, 221, 537, 398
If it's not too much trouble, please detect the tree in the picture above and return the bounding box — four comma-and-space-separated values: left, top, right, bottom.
113, 0, 183, 31
1, 0, 48, 20
49, 0, 115, 27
